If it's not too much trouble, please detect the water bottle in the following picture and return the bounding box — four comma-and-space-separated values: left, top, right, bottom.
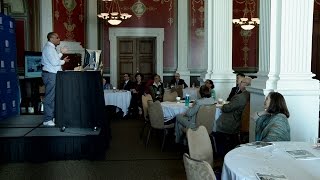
185, 94, 190, 107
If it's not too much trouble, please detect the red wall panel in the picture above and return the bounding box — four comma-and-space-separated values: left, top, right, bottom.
101, 0, 175, 69
52, 0, 86, 46
15, 20, 25, 69
232, 0, 259, 72
189, 0, 204, 68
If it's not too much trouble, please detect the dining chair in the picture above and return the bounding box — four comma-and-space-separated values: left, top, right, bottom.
183, 153, 217, 180
239, 102, 250, 143
146, 100, 174, 151
140, 94, 153, 139
196, 104, 216, 134
163, 90, 178, 102
171, 85, 184, 99
187, 126, 214, 167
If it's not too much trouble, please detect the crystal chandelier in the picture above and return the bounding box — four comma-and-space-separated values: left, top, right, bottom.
232, 0, 260, 30
97, 0, 132, 26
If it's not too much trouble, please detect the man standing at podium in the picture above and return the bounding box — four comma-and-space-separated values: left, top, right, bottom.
41, 32, 70, 126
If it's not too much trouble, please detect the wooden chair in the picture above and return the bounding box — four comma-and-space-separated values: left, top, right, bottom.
140, 94, 153, 139
183, 153, 217, 180
163, 90, 178, 102
187, 126, 214, 167
239, 102, 250, 143
146, 101, 174, 151
196, 104, 216, 134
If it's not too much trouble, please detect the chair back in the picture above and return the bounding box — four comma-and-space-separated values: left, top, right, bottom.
163, 91, 178, 102
196, 104, 216, 134
187, 126, 213, 167
171, 85, 183, 98
240, 102, 250, 132
183, 153, 216, 180
148, 101, 165, 129
142, 94, 153, 120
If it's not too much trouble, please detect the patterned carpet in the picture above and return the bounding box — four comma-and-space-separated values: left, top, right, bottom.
0, 117, 187, 180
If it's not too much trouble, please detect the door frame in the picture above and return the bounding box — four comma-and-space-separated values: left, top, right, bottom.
109, 28, 164, 88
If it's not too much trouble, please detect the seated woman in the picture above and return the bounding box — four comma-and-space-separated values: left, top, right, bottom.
129, 73, 145, 117
149, 74, 164, 102
102, 78, 113, 90
255, 92, 290, 142
205, 79, 216, 100
175, 85, 215, 144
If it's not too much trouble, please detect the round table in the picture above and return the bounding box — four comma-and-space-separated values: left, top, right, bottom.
104, 90, 131, 116
222, 141, 320, 180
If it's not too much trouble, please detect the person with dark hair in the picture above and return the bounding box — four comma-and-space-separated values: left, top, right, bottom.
119, 73, 133, 91
255, 92, 290, 142
175, 85, 215, 144
227, 73, 245, 101
205, 79, 216, 100
149, 74, 164, 102
41, 32, 70, 126
129, 73, 145, 117
170, 73, 188, 88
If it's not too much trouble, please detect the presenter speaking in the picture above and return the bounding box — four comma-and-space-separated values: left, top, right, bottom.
41, 32, 70, 126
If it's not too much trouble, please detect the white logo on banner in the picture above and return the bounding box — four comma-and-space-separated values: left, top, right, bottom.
1, 61, 4, 68
10, 21, 13, 28
2, 103, 6, 111
12, 100, 16, 108
0, 17, 2, 24
5, 40, 9, 47
11, 61, 14, 68
7, 81, 10, 89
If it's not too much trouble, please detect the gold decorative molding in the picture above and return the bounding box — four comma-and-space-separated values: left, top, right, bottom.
191, 0, 204, 37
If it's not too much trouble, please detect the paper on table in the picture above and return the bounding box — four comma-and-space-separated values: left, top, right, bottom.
244, 141, 273, 148
286, 149, 320, 160
255, 172, 288, 180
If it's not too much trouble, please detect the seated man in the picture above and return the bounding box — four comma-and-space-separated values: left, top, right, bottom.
175, 85, 215, 144
119, 73, 133, 91
227, 73, 245, 101
214, 77, 251, 156
170, 73, 188, 88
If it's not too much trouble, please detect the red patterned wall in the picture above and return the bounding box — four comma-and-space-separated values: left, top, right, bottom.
101, 0, 175, 69
232, 0, 259, 72
52, 0, 86, 46
189, 0, 204, 68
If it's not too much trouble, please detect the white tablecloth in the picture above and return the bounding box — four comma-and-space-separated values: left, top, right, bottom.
222, 141, 320, 180
104, 90, 131, 116
161, 102, 222, 127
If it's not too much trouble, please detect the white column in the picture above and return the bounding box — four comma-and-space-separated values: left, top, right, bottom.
40, 0, 53, 48
248, 0, 320, 142
177, 0, 190, 86
86, 0, 98, 49
203, 0, 235, 100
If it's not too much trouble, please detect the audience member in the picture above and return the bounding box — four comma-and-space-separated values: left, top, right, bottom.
227, 73, 245, 101
255, 92, 290, 142
102, 78, 113, 90
213, 77, 251, 156
205, 79, 216, 100
149, 74, 164, 102
129, 73, 145, 117
175, 85, 215, 144
119, 73, 133, 91
170, 73, 188, 88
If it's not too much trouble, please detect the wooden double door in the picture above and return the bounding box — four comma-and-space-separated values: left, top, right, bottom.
118, 37, 155, 84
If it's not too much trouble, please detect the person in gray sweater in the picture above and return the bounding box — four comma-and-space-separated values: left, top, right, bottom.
175, 85, 215, 144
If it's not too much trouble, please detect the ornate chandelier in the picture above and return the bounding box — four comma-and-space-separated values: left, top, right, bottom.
232, 0, 260, 30
97, 0, 132, 26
